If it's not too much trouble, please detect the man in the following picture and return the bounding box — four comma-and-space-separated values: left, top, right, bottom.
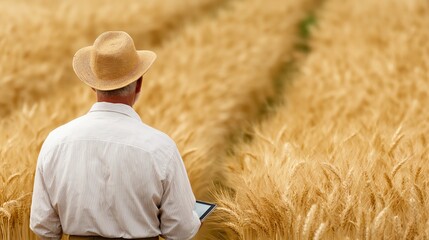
30, 31, 201, 240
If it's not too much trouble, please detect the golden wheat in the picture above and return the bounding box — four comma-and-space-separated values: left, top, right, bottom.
214, 0, 429, 239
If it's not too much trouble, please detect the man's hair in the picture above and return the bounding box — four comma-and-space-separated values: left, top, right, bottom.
96, 76, 142, 97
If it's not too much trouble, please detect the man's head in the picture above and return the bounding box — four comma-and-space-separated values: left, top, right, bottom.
95, 76, 143, 106
72, 31, 156, 105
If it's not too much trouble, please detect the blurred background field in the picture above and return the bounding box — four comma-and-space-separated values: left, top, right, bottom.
1, 0, 429, 239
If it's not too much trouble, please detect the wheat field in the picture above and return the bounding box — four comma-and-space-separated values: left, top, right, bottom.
214, 0, 429, 239
1, 0, 429, 239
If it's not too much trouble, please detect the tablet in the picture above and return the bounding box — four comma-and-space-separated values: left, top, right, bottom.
194, 200, 216, 221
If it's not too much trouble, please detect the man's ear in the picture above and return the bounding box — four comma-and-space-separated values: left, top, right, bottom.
135, 77, 142, 94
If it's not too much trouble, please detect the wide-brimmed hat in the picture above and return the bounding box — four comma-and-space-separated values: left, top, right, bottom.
73, 31, 156, 91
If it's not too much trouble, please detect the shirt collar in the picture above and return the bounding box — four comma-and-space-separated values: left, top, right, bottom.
88, 102, 142, 121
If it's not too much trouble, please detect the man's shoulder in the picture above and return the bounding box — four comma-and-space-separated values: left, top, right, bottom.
140, 123, 174, 142
137, 124, 178, 152
46, 115, 86, 139
41, 115, 86, 149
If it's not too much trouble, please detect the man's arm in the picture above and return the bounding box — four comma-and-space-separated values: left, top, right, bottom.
30, 153, 62, 240
159, 147, 201, 240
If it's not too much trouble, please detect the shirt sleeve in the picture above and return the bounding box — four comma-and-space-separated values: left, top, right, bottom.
159, 147, 201, 240
30, 150, 62, 240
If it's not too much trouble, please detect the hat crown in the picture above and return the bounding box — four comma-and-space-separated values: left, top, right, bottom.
90, 31, 139, 80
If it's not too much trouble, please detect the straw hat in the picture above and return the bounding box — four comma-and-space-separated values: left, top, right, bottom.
73, 31, 156, 91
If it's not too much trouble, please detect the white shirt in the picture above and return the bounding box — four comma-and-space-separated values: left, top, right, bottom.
30, 102, 201, 240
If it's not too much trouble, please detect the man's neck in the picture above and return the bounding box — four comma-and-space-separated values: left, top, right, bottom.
96, 95, 134, 107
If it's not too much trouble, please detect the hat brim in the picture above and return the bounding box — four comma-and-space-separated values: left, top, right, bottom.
72, 47, 156, 91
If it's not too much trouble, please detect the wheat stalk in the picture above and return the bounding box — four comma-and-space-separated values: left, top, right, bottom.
414, 167, 422, 182
413, 184, 424, 205
322, 163, 342, 183
313, 222, 327, 240
302, 204, 317, 239
372, 207, 388, 236
391, 158, 408, 178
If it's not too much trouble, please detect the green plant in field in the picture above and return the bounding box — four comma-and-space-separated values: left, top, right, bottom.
296, 12, 318, 53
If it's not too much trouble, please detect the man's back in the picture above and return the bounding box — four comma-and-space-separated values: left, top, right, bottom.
31, 102, 201, 239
